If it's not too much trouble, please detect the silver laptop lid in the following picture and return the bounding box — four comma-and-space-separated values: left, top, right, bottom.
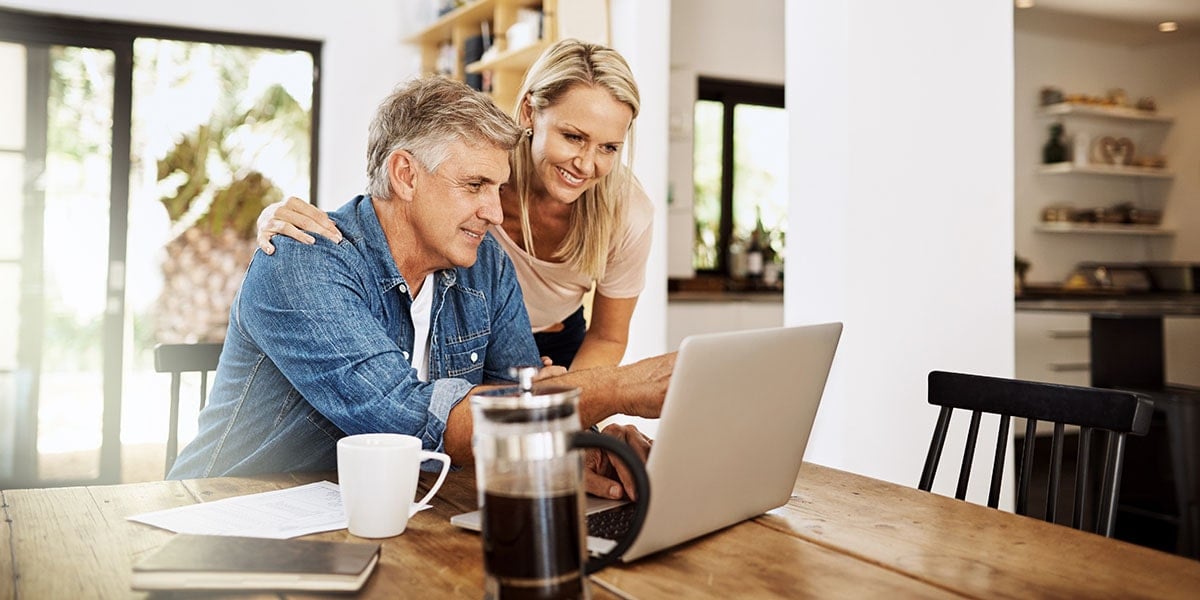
621, 322, 842, 561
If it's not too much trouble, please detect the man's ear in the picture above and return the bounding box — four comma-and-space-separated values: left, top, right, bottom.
387, 150, 418, 202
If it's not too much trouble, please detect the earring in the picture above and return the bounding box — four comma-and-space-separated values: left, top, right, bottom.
524, 128, 533, 138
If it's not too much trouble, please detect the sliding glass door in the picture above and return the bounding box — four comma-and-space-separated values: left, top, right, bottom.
0, 9, 319, 488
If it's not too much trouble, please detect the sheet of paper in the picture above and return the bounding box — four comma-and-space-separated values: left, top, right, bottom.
128, 480, 432, 539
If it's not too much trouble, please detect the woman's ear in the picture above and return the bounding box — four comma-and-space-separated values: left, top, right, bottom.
387, 150, 418, 202
519, 94, 534, 129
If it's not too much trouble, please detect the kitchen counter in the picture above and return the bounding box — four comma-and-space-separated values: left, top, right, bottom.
1016, 293, 1200, 316
1017, 292, 1200, 390
668, 290, 783, 303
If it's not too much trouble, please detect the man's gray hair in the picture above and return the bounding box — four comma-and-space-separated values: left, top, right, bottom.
365, 76, 522, 198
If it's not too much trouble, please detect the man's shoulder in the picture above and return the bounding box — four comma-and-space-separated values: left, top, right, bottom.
327, 195, 370, 237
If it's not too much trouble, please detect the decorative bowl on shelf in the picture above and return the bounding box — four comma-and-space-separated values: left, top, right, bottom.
1041, 205, 1075, 222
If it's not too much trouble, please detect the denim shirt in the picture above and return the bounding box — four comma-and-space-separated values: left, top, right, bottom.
168, 195, 541, 478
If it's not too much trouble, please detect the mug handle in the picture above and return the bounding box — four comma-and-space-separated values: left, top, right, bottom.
414, 451, 451, 507
570, 430, 651, 574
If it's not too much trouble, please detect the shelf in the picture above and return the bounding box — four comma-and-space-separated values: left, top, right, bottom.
466, 39, 549, 74
1038, 162, 1174, 179
1036, 222, 1175, 236
407, 0, 498, 45
1037, 103, 1173, 124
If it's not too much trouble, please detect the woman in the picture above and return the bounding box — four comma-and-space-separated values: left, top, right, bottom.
258, 39, 652, 370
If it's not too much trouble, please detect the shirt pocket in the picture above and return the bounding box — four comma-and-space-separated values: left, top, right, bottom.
442, 334, 488, 379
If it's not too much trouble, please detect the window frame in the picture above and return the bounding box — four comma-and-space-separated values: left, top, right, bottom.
694, 76, 785, 278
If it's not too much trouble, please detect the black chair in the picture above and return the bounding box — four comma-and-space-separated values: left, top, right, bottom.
918, 370, 1153, 537
1114, 386, 1200, 558
153, 343, 222, 477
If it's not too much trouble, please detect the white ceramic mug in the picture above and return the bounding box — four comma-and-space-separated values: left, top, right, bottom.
337, 433, 451, 538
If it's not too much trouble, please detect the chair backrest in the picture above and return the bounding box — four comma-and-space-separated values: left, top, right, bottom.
918, 370, 1153, 536
153, 343, 222, 477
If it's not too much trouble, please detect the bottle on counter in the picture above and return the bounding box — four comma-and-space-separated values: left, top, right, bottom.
728, 235, 748, 280
762, 236, 779, 289
746, 206, 767, 286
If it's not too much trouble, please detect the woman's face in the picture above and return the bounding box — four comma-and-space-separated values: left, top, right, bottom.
524, 84, 634, 205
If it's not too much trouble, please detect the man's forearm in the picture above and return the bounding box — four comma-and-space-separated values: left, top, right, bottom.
443, 400, 475, 465
555, 352, 676, 426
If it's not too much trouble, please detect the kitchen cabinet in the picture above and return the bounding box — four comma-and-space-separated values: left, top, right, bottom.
666, 299, 783, 351
407, 0, 608, 114
1015, 311, 1091, 387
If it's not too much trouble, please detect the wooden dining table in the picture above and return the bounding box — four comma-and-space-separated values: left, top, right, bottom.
3, 462, 1198, 598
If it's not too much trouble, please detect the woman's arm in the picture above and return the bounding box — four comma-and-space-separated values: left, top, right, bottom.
256, 196, 343, 254
568, 293, 639, 370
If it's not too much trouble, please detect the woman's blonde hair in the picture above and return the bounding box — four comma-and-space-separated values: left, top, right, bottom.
509, 38, 640, 281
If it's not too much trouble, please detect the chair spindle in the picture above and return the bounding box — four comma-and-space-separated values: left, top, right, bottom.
988, 414, 1010, 509
1072, 427, 1093, 531
956, 410, 983, 500
1017, 418, 1038, 516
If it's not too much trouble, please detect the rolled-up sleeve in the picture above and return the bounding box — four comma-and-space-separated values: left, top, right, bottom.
423, 377, 475, 453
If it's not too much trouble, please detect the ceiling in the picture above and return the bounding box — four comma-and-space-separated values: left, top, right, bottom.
1018, 0, 1200, 45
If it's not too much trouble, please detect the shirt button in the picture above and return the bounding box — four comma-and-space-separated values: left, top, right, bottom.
402, 351, 410, 360
399, 284, 408, 293
470, 352, 478, 362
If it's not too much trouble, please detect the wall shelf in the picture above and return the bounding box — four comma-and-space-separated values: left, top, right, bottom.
466, 39, 549, 74
1036, 222, 1175, 236
405, 0, 557, 114
1037, 103, 1173, 124
407, 0, 501, 46
1038, 162, 1174, 179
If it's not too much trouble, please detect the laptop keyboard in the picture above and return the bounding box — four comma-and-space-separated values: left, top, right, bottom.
586, 503, 638, 540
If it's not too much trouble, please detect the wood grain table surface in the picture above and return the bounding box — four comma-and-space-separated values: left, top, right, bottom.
4, 462, 1198, 599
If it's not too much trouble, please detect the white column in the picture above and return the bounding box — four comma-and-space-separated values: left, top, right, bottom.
787, 0, 1015, 502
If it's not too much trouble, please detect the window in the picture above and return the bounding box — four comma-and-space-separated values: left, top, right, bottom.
0, 8, 320, 487
692, 78, 786, 284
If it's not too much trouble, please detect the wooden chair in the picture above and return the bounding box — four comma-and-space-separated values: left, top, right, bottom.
153, 343, 222, 477
918, 370, 1153, 536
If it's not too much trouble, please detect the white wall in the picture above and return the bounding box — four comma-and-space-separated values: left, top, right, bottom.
610, 0, 670, 364
788, 1, 1015, 498
0, 0, 671, 366
666, 0, 784, 277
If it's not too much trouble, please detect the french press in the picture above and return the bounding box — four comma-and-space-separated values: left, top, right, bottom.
471, 367, 650, 599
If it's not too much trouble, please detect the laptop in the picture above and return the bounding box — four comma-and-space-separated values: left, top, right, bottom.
450, 322, 843, 562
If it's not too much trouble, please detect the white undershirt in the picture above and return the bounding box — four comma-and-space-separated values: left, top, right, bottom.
409, 273, 436, 382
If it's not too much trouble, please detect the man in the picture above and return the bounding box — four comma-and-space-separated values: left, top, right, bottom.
169, 76, 671, 500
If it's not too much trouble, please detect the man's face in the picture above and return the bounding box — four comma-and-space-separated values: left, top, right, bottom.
407, 140, 509, 271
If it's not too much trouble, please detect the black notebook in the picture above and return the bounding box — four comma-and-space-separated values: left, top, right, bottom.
131, 534, 380, 592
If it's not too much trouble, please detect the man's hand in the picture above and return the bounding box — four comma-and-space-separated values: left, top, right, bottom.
584, 423, 652, 501
614, 352, 676, 419
257, 196, 343, 254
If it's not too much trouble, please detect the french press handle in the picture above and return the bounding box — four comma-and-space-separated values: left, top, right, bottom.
570, 430, 651, 574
